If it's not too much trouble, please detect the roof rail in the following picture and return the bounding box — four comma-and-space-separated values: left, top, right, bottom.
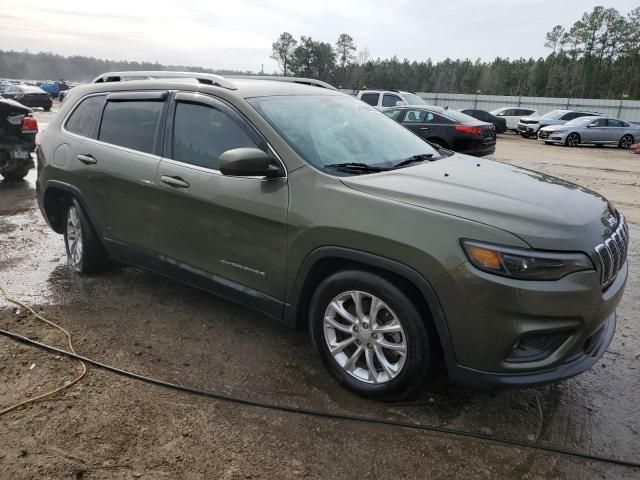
92, 71, 237, 90
227, 75, 337, 90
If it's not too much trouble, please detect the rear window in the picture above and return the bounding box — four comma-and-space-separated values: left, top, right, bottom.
98, 100, 164, 154
65, 95, 105, 137
360, 93, 379, 106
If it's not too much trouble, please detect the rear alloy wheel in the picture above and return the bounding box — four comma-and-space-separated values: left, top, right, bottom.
310, 270, 433, 401
619, 135, 634, 149
63, 199, 109, 274
565, 133, 580, 147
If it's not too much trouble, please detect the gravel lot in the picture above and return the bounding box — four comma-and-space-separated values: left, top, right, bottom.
1, 112, 639, 479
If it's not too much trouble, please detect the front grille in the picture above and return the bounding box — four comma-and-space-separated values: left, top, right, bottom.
520, 119, 538, 125
595, 214, 629, 287
538, 131, 550, 139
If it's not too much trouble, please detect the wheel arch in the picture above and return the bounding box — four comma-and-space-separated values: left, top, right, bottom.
41, 180, 103, 237
284, 246, 456, 366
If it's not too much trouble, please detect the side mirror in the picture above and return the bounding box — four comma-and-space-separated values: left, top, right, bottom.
395, 100, 407, 106
587, 124, 596, 128
219, 148, 283, 178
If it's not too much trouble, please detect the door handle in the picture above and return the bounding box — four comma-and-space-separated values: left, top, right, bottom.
420, 127, 430, 131
161, 175, 190, 188
77, 154, 97, 165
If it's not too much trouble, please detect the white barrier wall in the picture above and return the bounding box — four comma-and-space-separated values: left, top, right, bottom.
342, 90, 640, 122
416, 93, 640, 122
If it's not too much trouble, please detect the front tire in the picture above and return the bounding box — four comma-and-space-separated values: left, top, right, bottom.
63, 199, 108, 274
309, 270, 434, 401
619, 135, 634, 149
565, 133, 580, 147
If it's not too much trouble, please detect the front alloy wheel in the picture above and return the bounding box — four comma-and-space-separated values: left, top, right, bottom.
309, 270, 434, 401
566, 133, 580, 147
324, 291, 407, 384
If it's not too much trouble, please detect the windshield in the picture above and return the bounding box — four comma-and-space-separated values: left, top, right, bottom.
542, 110, 566, 119
249, 95, 441, 173
401, 92, 428, 105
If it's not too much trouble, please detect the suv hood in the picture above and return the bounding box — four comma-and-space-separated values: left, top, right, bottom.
340, 154, 613, 252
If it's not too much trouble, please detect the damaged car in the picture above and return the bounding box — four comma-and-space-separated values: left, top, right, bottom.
0, 96, 38, 181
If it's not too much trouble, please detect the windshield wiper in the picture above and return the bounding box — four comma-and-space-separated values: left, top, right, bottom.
393, 153, 433, 169
324, 162, 390, 173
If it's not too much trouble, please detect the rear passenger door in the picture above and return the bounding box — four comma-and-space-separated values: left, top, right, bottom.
154, 92, 288, 301
401, 109, 449, 145
73, 91, 167, 251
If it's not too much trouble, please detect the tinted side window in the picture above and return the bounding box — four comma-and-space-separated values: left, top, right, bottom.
360, 93, 379, 106
98, 101, 164, 154
590, 118, 607, 127
382, 94, 401, 107
65, 96, 104, 137
607, 119, 626, 127
172, 102, 259, 170
404, 110, 433, 123
383, 109, 404, 121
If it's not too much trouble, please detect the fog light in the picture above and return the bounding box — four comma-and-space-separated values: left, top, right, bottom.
505, 332, 570, 363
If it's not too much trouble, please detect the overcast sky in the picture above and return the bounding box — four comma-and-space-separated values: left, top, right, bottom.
1, 0, 638, 72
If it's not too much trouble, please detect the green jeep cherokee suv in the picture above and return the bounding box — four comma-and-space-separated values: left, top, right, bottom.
36, 71, 628, 400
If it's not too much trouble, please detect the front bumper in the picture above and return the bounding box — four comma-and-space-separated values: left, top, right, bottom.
538, 129, 568, 144
517, 123, 539, 134
433, 259, 627, 389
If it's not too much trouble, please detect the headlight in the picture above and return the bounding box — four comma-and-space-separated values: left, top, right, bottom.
461, 240, 594, 280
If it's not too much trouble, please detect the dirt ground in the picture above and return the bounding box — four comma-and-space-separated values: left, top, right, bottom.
1, 117, 639, 479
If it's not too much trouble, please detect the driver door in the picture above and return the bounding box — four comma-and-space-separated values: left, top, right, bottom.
153, 92, 289, 303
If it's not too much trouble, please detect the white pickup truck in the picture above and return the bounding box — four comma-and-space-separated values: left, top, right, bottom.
356, 90, 430, 110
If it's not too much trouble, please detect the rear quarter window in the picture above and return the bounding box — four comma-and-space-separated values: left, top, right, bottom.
98, 100, 164, 154
65, 95, 105, 137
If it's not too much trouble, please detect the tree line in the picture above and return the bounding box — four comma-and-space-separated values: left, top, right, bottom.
0, 50, 249, 83
2, 5, 639, 100
271, 5, 640, 99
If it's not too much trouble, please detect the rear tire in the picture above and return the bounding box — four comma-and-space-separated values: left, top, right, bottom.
63, 199, 109, 274
565, 133, 580, 147
1, 167, 29, 181
309, 270, 434, 401
619, 135, 634, 149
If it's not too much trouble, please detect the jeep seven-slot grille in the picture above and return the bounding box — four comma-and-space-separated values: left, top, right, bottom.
595, 214, 629, 287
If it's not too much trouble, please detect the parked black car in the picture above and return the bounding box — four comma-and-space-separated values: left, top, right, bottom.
383, 106, 496, 156
0, 97, 37, 180
460, 109, 507, 133
2, 84, 53, 111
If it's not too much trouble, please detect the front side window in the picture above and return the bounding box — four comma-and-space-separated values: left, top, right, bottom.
65, 95, 105, 137
249, 95, 441, 173
589, 118, 607, 127
382, 94, 402, 107
359, 93, 379, 106
171, 102, 259, 170
98, 100, 164, 154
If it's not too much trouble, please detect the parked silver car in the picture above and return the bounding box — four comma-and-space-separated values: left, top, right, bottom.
538, 116, 639, 148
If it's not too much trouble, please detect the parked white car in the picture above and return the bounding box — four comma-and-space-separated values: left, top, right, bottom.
356, 90, 430, 110
489, 107, 537, 131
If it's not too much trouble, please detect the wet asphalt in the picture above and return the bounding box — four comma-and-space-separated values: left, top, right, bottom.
0, 110, 639, 477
